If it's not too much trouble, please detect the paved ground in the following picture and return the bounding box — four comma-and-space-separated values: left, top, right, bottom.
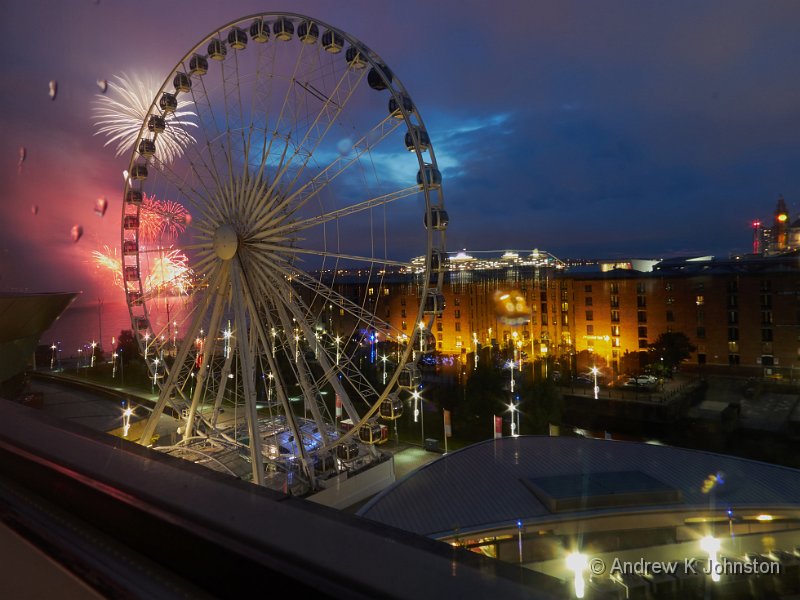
381, 444, 443, 480
702, 375, 799, 432
740, 392, 799, 431
29, 378, 182, 444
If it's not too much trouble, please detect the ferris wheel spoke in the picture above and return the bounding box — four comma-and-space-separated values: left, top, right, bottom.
248, 252, 402, 346
254, 185, 419, 239
261, 52, 368, 209
251, 40, 310, 209
182, 270, 230, 444
230, 261, 266, 485
264, 276, 364, 427
263, 281, 332, 450
219, 50, 250, 220
183, 70, 239, 218
251, 115, 403, 231
254, 244, 414, 271
235, 261, 315, 480
149, 154, 225, 225
241, 42, 285, 220
240, 40, 273, 210
249, 259, 371, 424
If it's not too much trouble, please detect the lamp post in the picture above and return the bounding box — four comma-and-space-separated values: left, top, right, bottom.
152, 357, 159, 389
334, 336, 341, 366
412, 389, 424, 445
122, 405, 133, 437
143, 332, 150, 361
512, 331, 518, 366
223, 323, 233, 359
50, 343, 56, 370
381, 354, 388, 385
90, 340, 97, 367
591, 366, 599, 400
508, 401, 518, 437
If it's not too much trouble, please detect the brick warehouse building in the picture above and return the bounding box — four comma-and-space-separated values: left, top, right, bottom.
315, 251, 800, 379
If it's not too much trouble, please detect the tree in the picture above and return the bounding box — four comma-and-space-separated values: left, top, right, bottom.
457, 360, 507, 441
520, 373, 563, 435
648, 332, 696, 372
115, 329, 140, 364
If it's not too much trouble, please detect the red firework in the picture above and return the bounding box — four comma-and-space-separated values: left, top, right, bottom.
139, 194, 190, 243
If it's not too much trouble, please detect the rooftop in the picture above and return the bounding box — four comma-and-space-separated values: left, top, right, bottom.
358, 436, 800, 538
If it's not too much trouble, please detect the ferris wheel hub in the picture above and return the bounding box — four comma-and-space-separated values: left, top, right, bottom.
213, 223, 239, 260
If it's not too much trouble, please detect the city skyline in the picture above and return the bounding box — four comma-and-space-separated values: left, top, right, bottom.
2, 0, 800, 307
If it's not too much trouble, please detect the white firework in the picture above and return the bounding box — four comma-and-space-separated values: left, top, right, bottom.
92, 72, 197, 164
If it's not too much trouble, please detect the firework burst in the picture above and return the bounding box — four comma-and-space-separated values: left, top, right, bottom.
140, 194, 190, 243
92, 245, 192, 296
92, 245, 123, 289
92, 72, 197, 164
145, 248, 193, 295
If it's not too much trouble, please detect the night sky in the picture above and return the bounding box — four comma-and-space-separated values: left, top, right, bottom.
2, 0, 800, 305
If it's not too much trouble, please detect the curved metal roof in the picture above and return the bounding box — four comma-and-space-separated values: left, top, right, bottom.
358, 436, 800, 537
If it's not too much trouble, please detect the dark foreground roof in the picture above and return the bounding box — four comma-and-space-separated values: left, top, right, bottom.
358, 436, 800, 537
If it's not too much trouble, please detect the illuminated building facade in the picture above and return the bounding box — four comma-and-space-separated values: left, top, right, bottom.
316, 250, 800, 378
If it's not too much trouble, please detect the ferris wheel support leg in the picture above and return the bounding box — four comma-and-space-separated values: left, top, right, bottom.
210, 345, 235, 429
238, 271, 315, 489
138, 266, 226, 446
231, 262, 265, 486
183, 268, 228, 443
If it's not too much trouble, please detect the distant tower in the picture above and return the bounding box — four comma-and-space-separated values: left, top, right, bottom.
774, 195, 790, 251
752, 220, 761, 254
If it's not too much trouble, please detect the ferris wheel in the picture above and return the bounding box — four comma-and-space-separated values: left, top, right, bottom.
121, 13, 447, 492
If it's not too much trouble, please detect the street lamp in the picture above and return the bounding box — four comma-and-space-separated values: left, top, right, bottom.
223, 323, 232, 358
418, 321, 425, 356
591, 366, 599, 400
507, 359, 515, 394
412, 389, 424, 445
508, 401, 519, 437
334, 336, 341, 365
91, 340, 97, 367
143, 332, 150, 361
512, 331, 518, 364
152, 357, 159, 388
50, 343, 56, 370
381, 354, 388, 385
122, 406, 133, 437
